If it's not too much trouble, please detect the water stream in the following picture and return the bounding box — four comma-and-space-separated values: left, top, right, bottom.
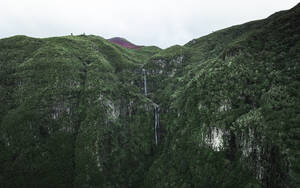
154, 104, 160, 145
142, 68, 147, 96
142, 68, 160, 145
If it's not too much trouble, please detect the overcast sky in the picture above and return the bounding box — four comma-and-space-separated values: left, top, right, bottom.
1, 0, 298, 48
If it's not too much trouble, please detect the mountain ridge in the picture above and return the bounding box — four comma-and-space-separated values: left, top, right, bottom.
0, 3, 299, 188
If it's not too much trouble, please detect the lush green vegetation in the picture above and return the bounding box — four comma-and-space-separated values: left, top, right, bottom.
0, 4, 299, 188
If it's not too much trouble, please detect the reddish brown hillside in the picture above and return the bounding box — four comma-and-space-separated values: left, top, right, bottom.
108, 37, 141, 49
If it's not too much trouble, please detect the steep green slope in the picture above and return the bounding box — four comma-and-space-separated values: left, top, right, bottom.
144, 3, 300, 188
0, 3, 299, 188
0, 34, 161, 187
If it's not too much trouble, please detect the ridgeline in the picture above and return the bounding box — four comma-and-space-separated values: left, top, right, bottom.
0, 4, 299, 188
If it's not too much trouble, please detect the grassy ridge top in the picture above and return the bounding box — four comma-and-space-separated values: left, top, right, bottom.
0, 3, 299, 187
0, 34, 162, 71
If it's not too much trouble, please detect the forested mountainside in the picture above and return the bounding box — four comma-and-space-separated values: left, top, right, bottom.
108, 37, 142, 49
0, 3, 299, 188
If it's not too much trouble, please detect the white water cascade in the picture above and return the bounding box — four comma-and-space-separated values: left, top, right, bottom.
142, 68, 160, 145
142, 68, 147, 96
154, 104, 160, 145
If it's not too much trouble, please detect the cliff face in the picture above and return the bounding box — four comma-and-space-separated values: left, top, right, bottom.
0, 4, 299, 188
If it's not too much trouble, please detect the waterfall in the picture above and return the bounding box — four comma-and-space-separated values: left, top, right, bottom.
154, 104, 160, 145
141, 68, 160, 145
142, 68, 147, 96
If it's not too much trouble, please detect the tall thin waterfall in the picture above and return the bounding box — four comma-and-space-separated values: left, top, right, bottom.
142, 68, 160, 145
154, 104, 160, 145
142, 68, 147, 96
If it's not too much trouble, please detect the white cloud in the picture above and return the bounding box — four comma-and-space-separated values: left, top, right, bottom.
0, 0, 298, 48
